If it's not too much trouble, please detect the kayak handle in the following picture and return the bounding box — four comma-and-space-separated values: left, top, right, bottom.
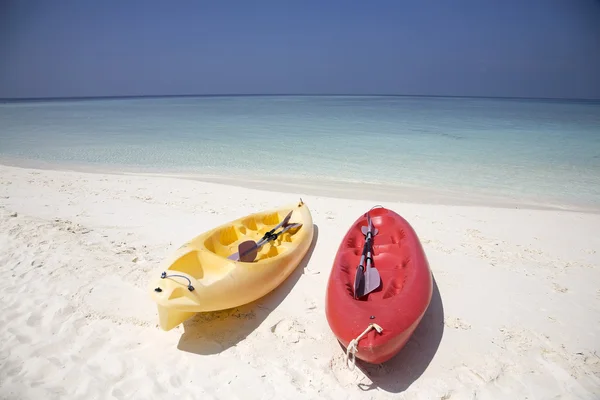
160, 271, 195, 291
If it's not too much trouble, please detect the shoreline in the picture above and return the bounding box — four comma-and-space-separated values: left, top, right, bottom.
1, 156, 598, 214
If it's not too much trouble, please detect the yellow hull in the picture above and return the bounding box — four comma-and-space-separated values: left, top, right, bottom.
148, 199, 314, 331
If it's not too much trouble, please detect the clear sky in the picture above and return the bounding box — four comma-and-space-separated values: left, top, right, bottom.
1, 0, 599, 99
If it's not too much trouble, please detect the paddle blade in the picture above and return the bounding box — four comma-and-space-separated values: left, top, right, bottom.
238, 240, 259, 262
368, 213, 379, 236
360, 226, 379, 236
227, 240, 258, 262
363, 265, 381, 296
281, 210, 293, 227
283, 222, 302, 233
355, 249, 381, 298
268, 210, 293, 233
353, 266, 365, 299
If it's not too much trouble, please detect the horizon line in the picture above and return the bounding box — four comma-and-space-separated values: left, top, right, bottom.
1, 93, 600, 103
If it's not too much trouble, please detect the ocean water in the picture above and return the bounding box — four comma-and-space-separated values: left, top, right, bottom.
1, 95, 599, 208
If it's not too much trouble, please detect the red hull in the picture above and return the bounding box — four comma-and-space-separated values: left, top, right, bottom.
325, 206, 433, 364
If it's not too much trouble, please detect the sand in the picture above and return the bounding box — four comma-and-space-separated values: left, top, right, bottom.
1, 163, 599, 400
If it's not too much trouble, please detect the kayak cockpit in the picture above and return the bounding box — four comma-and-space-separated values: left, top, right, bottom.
338, 214, 413, 302
202, 210, 300, 261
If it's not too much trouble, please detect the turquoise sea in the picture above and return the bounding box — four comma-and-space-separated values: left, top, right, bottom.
1, 95, 599, 209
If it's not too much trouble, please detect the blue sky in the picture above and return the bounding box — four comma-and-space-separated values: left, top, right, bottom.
1, 0, 599, 99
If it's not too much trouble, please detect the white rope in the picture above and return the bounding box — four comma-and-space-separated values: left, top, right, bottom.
345, 323, 383, 370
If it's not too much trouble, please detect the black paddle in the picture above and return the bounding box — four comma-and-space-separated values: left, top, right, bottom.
228, 210, 300, 262
353, 239, 369, 299
353, 213, 381, 298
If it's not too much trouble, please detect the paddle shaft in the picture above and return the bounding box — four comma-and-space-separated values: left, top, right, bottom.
354, 229, 373, 275
227, 210, 295, 261
237, 222, 301, 260
358, 224, 375, 270
354, 212, 381, 298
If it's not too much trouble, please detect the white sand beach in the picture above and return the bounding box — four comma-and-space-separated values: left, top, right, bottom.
1, 163, 599, 400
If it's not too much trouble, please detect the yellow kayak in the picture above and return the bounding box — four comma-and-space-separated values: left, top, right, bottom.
148, 199, 314, 331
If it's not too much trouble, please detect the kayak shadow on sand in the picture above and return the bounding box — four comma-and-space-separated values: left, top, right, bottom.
176, 224, 319, 356
353, 274, 444, 393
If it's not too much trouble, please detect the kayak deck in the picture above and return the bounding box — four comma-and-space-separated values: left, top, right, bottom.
338, 212, 410, 302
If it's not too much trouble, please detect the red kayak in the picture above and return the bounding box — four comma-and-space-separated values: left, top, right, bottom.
325, 206, 432, 366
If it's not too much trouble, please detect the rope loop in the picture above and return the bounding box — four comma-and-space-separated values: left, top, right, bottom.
345, 323, 383, 370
